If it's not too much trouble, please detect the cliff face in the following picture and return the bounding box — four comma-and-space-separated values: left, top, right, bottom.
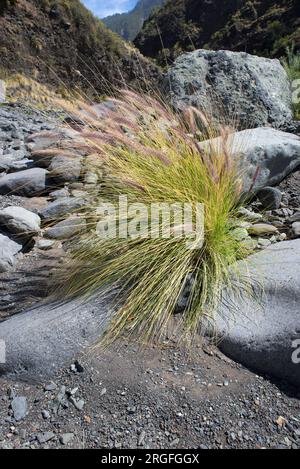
0, 0, 161, 97
135, 0, 300, 65
103, 0, 165, 41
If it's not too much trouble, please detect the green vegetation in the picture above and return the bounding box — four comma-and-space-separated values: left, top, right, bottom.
103, 0, 165, 41
0, 0, 160, 100
59, 91, 250, 344
282, 46, 300, 120
39, 0, 124, 54
134, 0, 300, 65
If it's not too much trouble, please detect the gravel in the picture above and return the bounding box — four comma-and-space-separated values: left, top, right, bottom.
0, 340, 299, 449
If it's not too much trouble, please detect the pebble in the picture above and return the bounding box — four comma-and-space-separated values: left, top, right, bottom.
35, 238, 55, 250
11, 397, 27, 422
69, 397, 85, 411
37, 432, 56, 444
59, 433, 74, 445
257, 238, 272, 247
44, 382, 57, 392
238, 207, 263, 222
41, 410, 50, 420
138, 430, 146, 446
248, 223, 278, 236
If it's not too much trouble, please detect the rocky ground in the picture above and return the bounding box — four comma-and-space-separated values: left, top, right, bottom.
0, 339, 300, 450
1, 99, 300, 449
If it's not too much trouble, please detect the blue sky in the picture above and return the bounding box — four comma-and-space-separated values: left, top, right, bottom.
81, 0, 138, 18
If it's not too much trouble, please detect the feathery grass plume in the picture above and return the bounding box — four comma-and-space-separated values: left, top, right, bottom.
57, 90, 251, 344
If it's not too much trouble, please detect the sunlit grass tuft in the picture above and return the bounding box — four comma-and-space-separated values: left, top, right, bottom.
58, 90, 250, 344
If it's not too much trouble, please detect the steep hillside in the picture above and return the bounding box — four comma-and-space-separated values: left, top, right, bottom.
135, 0, 300, 65
103, 0, 165, 41
0, 0, 161, 99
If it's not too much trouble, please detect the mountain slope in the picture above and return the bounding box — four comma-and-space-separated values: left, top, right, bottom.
0, 0, 161, 99
103, 0, 165, 41
135, 0, 300, 65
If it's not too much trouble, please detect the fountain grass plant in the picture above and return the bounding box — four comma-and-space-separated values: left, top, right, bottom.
56, 90, 251, 344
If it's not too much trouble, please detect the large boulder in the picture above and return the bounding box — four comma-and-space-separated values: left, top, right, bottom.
0, 206, 41, 237
199, 127, 300, 191
211, 240, 300, 388
0, 168, 49, 196
166, 50, 293, 129
0, 233, 23, 273
0, 293, 115, 381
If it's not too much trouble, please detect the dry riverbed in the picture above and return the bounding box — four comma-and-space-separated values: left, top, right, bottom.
0, 340, 299, 450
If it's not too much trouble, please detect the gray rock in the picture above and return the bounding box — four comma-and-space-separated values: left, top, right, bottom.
292, 222, 300, 238
211, 240, 300, 387
3, 149, 28, 161
0, 206, 41, 236
0, 291, 115, 380
37, 432, 55, 444
0, 168, 49, 196
44, 382, 57, 392
257, 238, 272, 248
11, 397, 27, 421
0, 233, 23, 272
248, 223, 278, 236
288, 212, 300, 223
199, 128, 300, 191
34, 238, 55, 250
59, 433, 74, 445
70, 397, 85, 411
166, 49, 293, 129
46, 216, 86, 240
49, 188, 70, 199
0, 158, 32, 172
40, 197, 86, 221
238, 207, 263, 222
0, 80, 5, 103
257, 187, 282, 210
42, 410, 50, 420
48, 156, 82, 184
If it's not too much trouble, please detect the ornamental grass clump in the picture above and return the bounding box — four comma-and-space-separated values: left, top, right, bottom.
58, 90, 250, 344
